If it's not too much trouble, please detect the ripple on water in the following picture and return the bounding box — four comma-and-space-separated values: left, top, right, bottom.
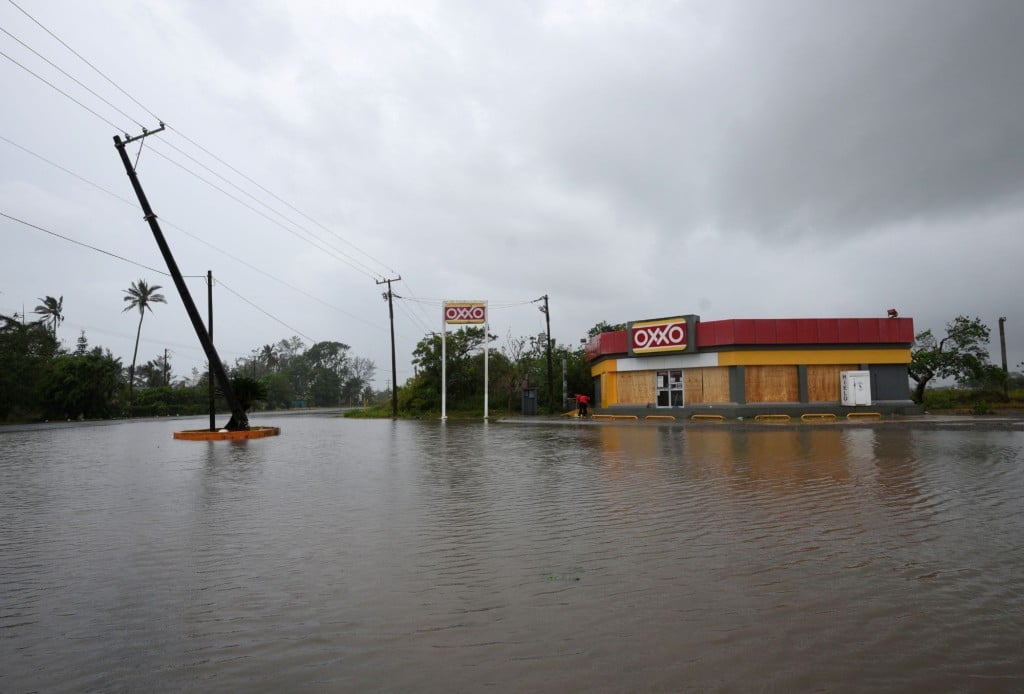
2, 417, 1024, 690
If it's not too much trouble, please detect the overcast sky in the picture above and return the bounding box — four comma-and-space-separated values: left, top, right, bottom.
3, 0, 1023, 388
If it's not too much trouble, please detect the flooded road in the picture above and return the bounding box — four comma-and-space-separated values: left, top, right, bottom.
3, 415, 1024, 691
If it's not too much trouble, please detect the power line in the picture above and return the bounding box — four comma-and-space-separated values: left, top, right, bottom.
144, 143, 383, 281
0, 22, 144, 129
1, 210, 170, 276
4, 1, 401, 284
0, 47, 126, 132
149, 138, 384, 279
6, 0, 162, 123
0, 134, 385, 331
164, 126, 399, 278
216, 280, 316, 344
4, 5, 419, 354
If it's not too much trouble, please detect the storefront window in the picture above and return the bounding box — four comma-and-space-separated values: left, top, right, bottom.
656, 369, 683, 407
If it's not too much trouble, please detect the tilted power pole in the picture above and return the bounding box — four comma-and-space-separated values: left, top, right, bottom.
114, 127, 248, 430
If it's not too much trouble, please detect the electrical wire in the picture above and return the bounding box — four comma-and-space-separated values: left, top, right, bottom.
10, 2, 405, 286
1, 210, 170, 276
6, 0, 162, 123
0, 134, 384, 330
215, 280, 316, 344
2, 210, 341, 352
0, 23, 144, 129
151, 137, 384, 279
0, 47, 126, 132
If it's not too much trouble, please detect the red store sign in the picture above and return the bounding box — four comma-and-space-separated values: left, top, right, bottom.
630, 318, 688, 354
444, 302, 487, 324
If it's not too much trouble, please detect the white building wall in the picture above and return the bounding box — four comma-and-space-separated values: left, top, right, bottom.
613, 353, 721, 372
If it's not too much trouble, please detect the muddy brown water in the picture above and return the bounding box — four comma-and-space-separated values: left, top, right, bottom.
2, 415, 1023, 691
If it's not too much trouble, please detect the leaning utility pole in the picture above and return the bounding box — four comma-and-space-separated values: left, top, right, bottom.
999, 316, 1008, 398
114, 126, 248, 430
376, 275, 401, 418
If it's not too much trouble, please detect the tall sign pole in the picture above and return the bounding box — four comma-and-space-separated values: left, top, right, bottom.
114, 127, 248, 430
442, 301, 488, 420
376, 276, 401, 418
484, 301, 489, 420
441, 308, 447, 421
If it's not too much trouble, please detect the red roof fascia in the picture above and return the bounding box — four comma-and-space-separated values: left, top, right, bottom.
584, 330, 628, 361
695, 318, 915, 348
584, 318, 915, 361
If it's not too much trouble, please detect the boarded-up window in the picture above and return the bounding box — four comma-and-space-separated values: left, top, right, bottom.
616, 371, 655, 404
745, 365, 799, 403
701, 367, 731, 403
684, 370, 703, 403
807, 364, 858, 402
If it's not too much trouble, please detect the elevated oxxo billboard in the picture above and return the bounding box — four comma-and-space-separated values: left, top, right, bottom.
628, 315, 699, 356
443, 301, 487, 325
441, 300, 489, 420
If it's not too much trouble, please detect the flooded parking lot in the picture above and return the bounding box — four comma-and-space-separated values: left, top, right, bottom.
3, 414, 1024, 691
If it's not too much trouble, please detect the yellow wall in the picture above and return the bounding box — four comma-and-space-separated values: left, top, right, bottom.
590, 359, 618, 408
716, 348, 910, 366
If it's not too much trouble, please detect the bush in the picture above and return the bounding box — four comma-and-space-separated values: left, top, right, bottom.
972, 401, 995, 415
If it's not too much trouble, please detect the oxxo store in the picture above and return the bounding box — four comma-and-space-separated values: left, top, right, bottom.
583, 314, 920, 418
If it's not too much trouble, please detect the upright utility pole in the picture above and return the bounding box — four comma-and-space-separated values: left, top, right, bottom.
208, 271, 215, 432
376, 276, 401, 418
114, 127, 248, 430
540, 294, 553, 413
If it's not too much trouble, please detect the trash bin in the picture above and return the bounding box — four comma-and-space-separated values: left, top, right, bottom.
522, 388, 538, 416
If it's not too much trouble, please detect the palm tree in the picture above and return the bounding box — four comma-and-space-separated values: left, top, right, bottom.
260, 343, 278, 375
33, 295, 63, 337
123, 279, 166, 411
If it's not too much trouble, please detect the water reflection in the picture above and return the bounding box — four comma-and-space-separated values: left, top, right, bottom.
2, 417, 1024, 691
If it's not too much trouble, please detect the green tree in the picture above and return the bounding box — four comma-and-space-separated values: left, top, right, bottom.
225, 376, 267, 412
587, 320, 627, 338
74, 330, 89, 356
403, 327, 492, 413
41, 352, 124, 420
260, 343, 278, 375
122, 279, 166, 411
908, 315, 991, 404
0, 313, 59, 420
137, 353, 172, 388
33, 295, 64, 337
340, 355, 376, 405
262, 372, 295, 409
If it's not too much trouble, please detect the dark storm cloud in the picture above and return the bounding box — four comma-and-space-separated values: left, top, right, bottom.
525, 0, 1024, 239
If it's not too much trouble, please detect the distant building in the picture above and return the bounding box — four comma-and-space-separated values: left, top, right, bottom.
584, 315, 919, 417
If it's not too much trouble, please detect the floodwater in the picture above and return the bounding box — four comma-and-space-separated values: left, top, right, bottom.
2, 414, 1024, 692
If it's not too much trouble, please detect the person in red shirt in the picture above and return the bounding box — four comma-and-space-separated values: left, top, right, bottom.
575, 393, 590, 418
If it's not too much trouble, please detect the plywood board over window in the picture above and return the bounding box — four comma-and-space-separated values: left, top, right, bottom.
808, 364, 858, 402
746, 365, 799, 403
702, 367, 731, 403
616, 371, 655, 405
684, 370, 703, 403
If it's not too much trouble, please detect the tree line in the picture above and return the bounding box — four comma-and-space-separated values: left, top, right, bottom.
4, 288, 1018, 423
1, 281, 378, 422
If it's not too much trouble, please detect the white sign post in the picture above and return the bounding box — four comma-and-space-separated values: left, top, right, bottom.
442, 300, 489, 420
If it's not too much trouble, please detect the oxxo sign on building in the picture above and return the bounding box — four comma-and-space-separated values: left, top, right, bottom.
628, 315, 697, 356
444, 302, 487, 325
